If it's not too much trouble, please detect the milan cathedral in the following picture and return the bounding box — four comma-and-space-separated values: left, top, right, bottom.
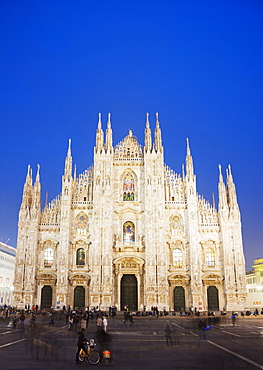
13, 113, 247, 312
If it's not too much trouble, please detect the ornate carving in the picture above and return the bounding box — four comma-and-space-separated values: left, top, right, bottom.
114, 133, 143, 162
121, 259, 137, 269
202, 274, 223, 286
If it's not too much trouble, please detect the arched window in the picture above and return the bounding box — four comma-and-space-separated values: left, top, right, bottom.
44, 248, 54, 267
123, 221, 135, 242
206, 248, 215, 266
173, 248, 183, 267
76, 213, 89, 235
170, 215, 183, 235
76, 248, 85, 265
123, 172, 135, 201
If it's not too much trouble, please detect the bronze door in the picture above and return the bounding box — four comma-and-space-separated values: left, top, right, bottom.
207, 286, 219, 311
41, 285, 52, 309
174, 286, 185, 311
121, 274, 138, 311
74, 286, 85, 310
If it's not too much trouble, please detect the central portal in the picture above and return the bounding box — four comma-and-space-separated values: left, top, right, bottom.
121, 274, 138, 311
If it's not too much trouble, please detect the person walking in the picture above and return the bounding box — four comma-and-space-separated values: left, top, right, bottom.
231, 312, 237, 327
128, 312, 134, 326
19, 312, 25, 329
164, 324, 173, 346
68, 315, 73, 330
76, 328, 87, 364
198, 319, 207, 339
80, 316, 87, 330
96, 315, 103, 332
102, 316, 108, 332
85, 311, 90, 328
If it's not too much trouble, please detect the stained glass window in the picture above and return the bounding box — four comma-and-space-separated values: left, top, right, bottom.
123, 172, 135, 201
123, 221, 135, 242
173, 248, 183, 266
76, 213, 88, 235
76, 248, 85, 265
44, 248, 54, 267
206, 248, 215, 266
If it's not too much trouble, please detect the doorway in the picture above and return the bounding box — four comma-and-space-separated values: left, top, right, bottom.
41, 285, 52, 309
74, 286, 85, 310
174, 286, 185, 311
121, 274, 138, 311
207, 286, 219, 311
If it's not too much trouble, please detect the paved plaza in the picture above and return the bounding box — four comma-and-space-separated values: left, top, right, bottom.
1, 313, 263, 370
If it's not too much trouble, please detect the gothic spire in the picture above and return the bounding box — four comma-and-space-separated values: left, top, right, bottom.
74, 164, 77, 180
35, 163, 40, 183
32, 164, 41, 211
185, 138, 194, 178
226, 164, 239, 210
182, 163, 185, 180
45, 191, 49, 209
218, 165, 228, 211
144, 112, 152, 153
105, 113, 113, 152
64, 139, 72, 180
21, 164, 33, 209
154, 112, 162, 152
95, 113, 104, 152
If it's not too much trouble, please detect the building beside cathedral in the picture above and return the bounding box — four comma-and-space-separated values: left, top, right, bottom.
245, 258, 263, 311
0, 242, 16, 306
13, 113, 247, 312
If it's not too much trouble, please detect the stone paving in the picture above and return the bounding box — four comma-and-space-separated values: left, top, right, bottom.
0, 313, 263, 369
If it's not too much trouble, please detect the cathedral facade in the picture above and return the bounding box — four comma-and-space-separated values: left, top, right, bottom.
13, 113, 247, 312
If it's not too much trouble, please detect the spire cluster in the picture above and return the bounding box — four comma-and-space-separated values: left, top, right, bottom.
218, 164, 239, 216
95, 113, 113, 153
21, 164, 41, 213
143, 112, 163, 153
95, 112, 163, 154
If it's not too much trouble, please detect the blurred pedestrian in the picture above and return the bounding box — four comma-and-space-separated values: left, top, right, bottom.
96, 316, 103, 332
68, 315, 73, 330
164, 324, 173, 346
231, 312, 237, 327
103, 316, 108, 332
19, 312, 25, 329
80, 316, 87, 330
198, 319, 207, 339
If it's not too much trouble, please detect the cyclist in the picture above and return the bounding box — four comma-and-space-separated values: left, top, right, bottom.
76, 328, 88, 364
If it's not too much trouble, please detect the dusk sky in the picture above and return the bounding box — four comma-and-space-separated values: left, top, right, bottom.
0, 0, 262, 271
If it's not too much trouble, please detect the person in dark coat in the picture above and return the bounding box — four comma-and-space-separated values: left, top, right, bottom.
76, 328, 87, 364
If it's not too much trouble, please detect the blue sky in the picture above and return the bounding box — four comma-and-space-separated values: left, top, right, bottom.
0, 0, 262, 270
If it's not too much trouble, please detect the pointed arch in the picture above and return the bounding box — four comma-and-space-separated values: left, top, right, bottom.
121, 169, 137, 201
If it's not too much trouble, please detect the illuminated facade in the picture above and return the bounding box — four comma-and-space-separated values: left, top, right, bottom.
0, 242, 16, 306
13, 113, 247, 312
246, 258, 263, 310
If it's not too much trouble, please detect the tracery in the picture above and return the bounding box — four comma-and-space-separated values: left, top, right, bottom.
123, 172, 135, 201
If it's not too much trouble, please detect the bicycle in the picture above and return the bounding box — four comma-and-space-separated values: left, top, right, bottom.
78, 339, 100, 365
